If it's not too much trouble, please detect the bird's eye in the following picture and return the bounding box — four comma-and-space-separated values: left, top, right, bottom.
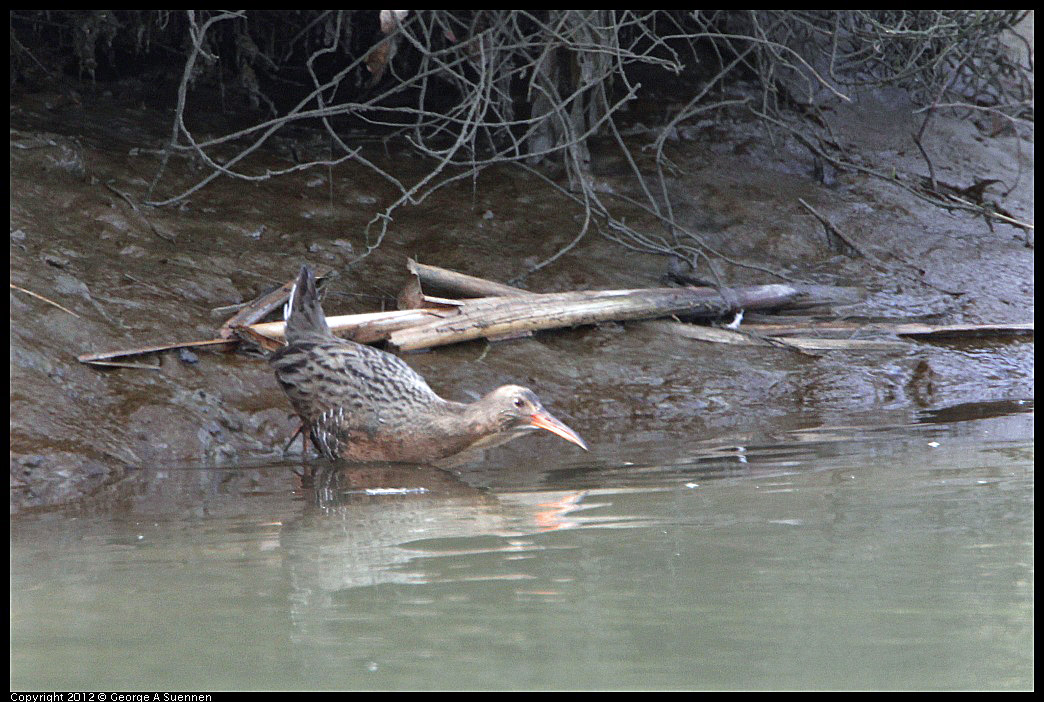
513, 397, 526, 409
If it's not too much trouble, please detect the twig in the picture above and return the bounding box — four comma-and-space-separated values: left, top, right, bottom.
796, 198, 873, 260
103, 181, 176, 243
128, 10, 1030, 269
10, 283, 81, 318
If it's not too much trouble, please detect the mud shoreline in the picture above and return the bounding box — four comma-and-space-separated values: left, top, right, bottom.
9, 82, 1033, 513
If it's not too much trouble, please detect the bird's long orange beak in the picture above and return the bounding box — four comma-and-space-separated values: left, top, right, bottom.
528, 411, 588, 451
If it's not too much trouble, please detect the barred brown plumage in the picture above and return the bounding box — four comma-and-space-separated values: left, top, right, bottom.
269, 265, 588, 463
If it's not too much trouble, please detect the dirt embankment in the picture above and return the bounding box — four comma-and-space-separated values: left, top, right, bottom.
10, 83, 1033, 513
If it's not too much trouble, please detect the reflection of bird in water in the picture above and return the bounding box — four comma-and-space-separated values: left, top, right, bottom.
270, 265, 588, 463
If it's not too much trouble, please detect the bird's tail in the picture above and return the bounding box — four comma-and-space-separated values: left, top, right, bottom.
283, 265, 332, 344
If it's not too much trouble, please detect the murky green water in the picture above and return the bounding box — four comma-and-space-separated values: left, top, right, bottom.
11, 405, 1033, 690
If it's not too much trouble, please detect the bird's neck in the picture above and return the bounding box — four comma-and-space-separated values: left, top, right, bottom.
424, 397, 512, 453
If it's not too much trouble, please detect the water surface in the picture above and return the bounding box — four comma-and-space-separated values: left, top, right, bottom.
11, 404, 1033, 690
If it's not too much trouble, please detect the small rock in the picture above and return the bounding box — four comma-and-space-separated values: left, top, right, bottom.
53, 272, 92, 300
43, 252, 69, 268
119, 244, 146, 258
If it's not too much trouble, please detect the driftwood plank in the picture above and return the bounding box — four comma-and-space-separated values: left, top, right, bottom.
644, 320, 906, 352
743, 321, 1033, 339
891, 322, 1033, 338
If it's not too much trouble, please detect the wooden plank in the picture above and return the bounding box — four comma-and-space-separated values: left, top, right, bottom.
744, 321, 1033, 339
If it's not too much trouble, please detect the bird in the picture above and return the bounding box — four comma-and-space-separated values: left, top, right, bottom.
269, 265, 588, 463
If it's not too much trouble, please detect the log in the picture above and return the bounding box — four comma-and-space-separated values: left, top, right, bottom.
406, 261, 865, 309
388, 284, 806, 351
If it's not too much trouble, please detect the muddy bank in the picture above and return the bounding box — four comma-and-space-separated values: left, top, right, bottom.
9, 84, 1033, 513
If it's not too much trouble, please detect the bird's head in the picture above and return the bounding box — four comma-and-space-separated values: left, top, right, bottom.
482, 384, 588, 451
